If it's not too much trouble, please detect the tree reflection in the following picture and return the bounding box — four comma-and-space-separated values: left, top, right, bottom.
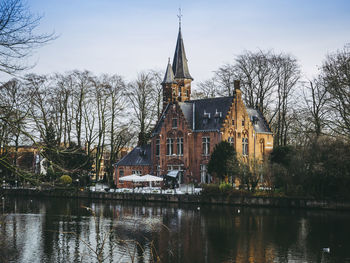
2, 197, 350, 263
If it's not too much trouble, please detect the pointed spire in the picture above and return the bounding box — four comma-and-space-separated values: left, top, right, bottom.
162, 58, 177, 85
172, 18, 193, 80
177, 7, 182, 30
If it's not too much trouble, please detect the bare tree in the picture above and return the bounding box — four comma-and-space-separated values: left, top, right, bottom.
90, 77, 108, 181
0, 0, 56, 74
272, 53, 301, 146
0, 79, 29, 179
101, 74, 130, 185
234, 50, 277, 115
127, 72, 158, 146
321, 44, 350, 139
25, 74, 53, 141
214, 63, 237, 96
193, 77, 220, 99
301, 78, 330, 139
51, 73, 73, 146
149, 70, 163, 118
72, 71, 93, 148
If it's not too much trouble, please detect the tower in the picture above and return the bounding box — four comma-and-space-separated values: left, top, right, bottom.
162, 58, 178, 106
162, 15, 193, 107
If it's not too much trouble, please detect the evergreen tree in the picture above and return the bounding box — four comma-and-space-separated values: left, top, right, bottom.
42, 122, 58, 181
208, 141, 238, 182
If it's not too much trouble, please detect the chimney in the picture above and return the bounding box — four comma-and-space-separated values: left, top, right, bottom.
234, 80, 240, 90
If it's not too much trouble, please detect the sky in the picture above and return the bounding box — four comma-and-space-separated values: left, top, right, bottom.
23, 0, 350, 84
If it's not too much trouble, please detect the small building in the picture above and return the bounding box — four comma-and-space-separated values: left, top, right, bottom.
114, 145, 152, 188
114, 24, 273, 187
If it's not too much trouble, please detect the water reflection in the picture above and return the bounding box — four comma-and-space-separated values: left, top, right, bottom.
2, 197, 350, 263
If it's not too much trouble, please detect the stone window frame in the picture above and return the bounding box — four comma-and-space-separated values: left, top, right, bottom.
166, 138, 174, 156
242, 137, 248, 156
155, 138, 160, 156
200, 164, 210, 184
202, 136, 210, 156
177, 137, 184, 156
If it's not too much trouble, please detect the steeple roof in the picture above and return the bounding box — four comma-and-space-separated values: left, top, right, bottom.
161, 58, 177, 85
172, 28, 193, 80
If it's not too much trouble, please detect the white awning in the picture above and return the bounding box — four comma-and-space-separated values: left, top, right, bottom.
166, 170, 180, 178
136, 174, 163, 182
119, 174, 142, 182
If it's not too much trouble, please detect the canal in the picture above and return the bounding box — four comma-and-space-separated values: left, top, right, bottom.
1, 196, 350, 262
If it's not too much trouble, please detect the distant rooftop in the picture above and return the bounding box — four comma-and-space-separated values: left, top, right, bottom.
115, 144, 151, 166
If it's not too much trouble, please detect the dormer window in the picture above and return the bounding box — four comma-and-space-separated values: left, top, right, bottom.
203, 110, 211, 119
214, 109, 222, 124
203, 110, 211, 125
251, 116, 259, 125
214, 109, 222, 118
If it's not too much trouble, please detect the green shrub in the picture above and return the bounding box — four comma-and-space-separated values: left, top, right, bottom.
59, 175, 72, 185
219, 182, 234, 193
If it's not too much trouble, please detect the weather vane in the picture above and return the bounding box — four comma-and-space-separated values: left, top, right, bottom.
177, 7, 183, 29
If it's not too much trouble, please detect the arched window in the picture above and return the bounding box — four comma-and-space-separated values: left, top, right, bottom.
242, 137, 248, 156
260, 139, 265, 156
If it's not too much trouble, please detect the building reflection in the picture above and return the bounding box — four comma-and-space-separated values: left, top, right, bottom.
2, 197, 350, 262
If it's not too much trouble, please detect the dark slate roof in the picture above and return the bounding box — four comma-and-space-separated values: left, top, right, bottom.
153, 97, 234, 135
115, 144, 151, 166
246, 108, 273, 133
187, 96, 234, 131
152, 103, 169, 135
179, 102, 193, 129
152, 97, 272, 135
162, 59, 177, 85
172, 29, 193, 80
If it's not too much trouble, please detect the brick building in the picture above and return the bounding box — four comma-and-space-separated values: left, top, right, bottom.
114, 25, 273, 187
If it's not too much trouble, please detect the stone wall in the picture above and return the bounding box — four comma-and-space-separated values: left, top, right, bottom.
3, 189, 350, 210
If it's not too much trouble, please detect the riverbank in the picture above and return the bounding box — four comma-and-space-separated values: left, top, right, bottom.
2, 188, 350, 210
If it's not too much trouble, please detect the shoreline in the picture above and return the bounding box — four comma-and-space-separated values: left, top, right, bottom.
2, 188, 350, 211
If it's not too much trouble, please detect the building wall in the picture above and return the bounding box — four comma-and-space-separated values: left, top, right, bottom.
152, 87, 273, 185
152, 102, 224, 184
221, 89, 274, 161
152, 103, 191, 181
116, 87, 274, 188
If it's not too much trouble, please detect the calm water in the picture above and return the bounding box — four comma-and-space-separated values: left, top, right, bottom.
1, 196, 350, 263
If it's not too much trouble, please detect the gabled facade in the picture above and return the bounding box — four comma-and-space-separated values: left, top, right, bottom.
114, 25, 273, 187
